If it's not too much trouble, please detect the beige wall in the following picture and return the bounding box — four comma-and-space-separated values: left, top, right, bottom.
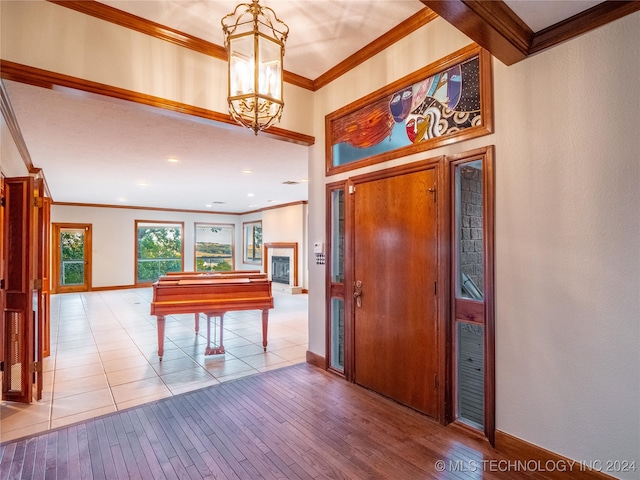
308, 12, 640, 479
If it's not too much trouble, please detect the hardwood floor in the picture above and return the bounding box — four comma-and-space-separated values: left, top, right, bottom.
1, 362, 558, 479
0, 288, 308, 443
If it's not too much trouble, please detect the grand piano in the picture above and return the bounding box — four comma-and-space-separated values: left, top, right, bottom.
150, 273, 273, 360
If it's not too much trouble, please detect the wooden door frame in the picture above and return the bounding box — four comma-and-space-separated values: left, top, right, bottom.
445, 146, 496, 445
52, 223, 92, 294
40, 196, 51, 357
327, 150, 495, 442
0, 176, 4, 378
324, 181, 347, 376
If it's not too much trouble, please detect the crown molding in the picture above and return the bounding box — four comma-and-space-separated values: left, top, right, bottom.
51, 199, 308, 216
241, 200, 308, 216
52, 201, 238, 215
313, 8, 439, 90
421, 0, 640, 66
47, 0, 316, 91
0, 60, 315, 147
47, 1, 439, 92
530, 1, 640, 54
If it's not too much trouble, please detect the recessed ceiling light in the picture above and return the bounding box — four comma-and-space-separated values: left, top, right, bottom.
138, 182, 148, 187
248, 193, 255, 197
167, 158, 179, 163
300, 178, 309, 183
242, 169, 252, 174
118, 197, 127, 202
205, 204, 212, 208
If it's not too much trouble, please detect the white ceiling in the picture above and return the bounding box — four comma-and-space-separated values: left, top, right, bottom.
3, 1, 605, 213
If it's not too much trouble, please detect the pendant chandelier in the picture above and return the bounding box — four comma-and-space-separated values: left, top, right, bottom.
221, 0, 289, 135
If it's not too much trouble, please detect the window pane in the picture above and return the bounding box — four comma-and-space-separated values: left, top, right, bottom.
195, 224, 234, 272
457, 321, 484, 428
330, 297, 345, 371
137, 222, 183, 283
455, 160, 484, 300
60, 230, 84, 286
244, 222, 262, 263
331, 189, 345, 283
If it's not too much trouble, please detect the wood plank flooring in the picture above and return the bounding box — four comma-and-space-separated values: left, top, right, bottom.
1, 363, 547, 479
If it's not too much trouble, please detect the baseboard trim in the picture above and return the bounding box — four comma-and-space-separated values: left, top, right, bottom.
495, 431, 616, 479
306, 350, 325, 369
90, 284, 138, 292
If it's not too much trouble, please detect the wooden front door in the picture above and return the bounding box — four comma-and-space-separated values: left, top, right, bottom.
353, 166, 439, 417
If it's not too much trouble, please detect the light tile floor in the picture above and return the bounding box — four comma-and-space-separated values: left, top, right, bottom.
0, 288, 308, 443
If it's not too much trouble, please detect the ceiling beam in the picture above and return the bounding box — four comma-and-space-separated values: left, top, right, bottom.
420, 0, 532, 65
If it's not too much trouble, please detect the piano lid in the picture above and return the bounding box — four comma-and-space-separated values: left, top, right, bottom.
176, 278, 251, 286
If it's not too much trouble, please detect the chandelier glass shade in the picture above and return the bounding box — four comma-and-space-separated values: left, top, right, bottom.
221, 0, 289, 134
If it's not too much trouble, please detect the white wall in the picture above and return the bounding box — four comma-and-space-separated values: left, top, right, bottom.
51, 205, 242, 287
51, 203, 308, 289
262, 202, 308, 289
308, 12, 640, 479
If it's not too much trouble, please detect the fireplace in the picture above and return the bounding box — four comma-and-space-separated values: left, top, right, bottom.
271, 256, 290, 284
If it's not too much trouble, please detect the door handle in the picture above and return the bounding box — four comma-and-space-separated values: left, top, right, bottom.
353, 280, 362, 308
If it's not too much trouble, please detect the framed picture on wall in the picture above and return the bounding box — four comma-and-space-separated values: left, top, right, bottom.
325, 44, 493, 175
243, 221, 262, 264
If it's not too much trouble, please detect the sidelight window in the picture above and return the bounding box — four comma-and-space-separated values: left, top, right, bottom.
328, 184, 346, 373
450, 148, 494, 443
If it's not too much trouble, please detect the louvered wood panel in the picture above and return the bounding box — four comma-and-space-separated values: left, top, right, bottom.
2, 177, 34, 403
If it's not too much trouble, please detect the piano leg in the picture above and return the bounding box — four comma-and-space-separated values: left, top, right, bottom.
194, 313, 199, 334
205, 313, 225, 355
157, 315, 165, 361
262, 309, 269, 352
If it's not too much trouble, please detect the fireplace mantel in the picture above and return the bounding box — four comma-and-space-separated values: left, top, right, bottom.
263, 242, 298, 287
